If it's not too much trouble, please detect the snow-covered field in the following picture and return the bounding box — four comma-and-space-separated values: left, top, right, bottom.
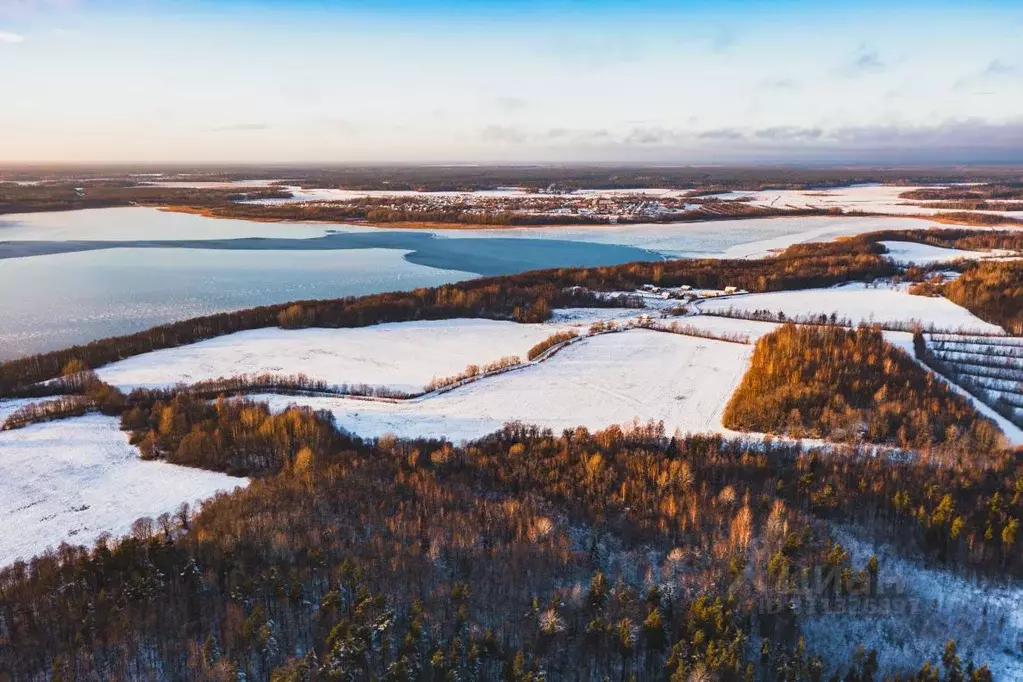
699, 284, 1004, 334
549, 307, 648, 326
256, 329, 753, 442
0, 398, 34, 424
880, 241, 1002, 265
672, 315, 783, 341
704, 184, 1023, 220
0, 415, 246, 566
98, 319, 590, 392
803, 529, 1023, 681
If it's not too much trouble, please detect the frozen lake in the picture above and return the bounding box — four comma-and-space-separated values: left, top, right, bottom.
0, 206, 959, 359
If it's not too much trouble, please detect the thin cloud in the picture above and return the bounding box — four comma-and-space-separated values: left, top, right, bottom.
0, 0, 76, 16
480, 125, 526, 144
762, 78, 799, 90
711, 29, 737, 53
203, 123, 270, 133
954, 59, 1020, 91
0, 29, 25, 42
839, 47, 886, 76
493, 97, 528, 112
984, 59, 1019, 76
754, 126, 824, 141
697, 128, 744, 141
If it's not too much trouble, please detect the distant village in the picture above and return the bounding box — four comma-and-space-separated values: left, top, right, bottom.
258, 189, 763, 223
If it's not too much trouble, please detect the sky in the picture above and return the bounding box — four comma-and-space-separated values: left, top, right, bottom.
2, 0, 1023, 163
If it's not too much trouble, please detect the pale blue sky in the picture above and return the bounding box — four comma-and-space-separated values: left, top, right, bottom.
2, 0, 1022, 162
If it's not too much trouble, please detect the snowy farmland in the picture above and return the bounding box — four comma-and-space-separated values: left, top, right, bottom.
879, 241, 1005, 265
256, 329, 753, 442
98, 318, 594, 393
0, 415, 247, 566
698, 284, 1005, 334
703, 184, 1023, 221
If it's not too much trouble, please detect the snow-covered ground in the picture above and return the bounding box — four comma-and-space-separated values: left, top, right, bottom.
0, 415, 246, 566
671, 315, 783, 341
98, 319, 590, 392
698, 284, 1004, 334
880, 241, 1003, 265
703, 184, 1023, 220
256, 329, 753, 442
0, 398, 34, 425
803, 529, 1023, 681
549, 307, 649, 326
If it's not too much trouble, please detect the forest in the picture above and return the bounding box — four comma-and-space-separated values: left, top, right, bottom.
941, 262, 1023, 336
909, 261, 1023, 335
900, 184, 1023, 202
721, 324, 1005, 452
1, 393, 1018, 680
916, 201, 1023, 212
930, 212, 1023, 227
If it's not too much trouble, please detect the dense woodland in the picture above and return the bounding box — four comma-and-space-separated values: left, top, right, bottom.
917, 201, 1023, 212
722, 325, 1004, 452
0, 244, 894, 397
930, 212, 1023, 227
941, 262, 1023, 336
909, 261, 1023, 335
1, 396, 1018, 680
900, 184, 1023, 202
